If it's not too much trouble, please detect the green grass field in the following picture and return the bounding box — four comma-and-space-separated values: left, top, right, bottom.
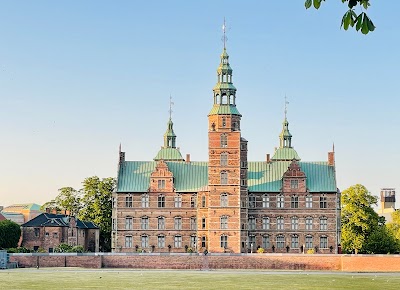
1, 268, 400, 290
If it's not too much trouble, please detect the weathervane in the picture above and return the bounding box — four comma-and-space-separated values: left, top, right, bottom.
284, 95, 289, 120
222, 18, 228, 49
169, 95, 174, 119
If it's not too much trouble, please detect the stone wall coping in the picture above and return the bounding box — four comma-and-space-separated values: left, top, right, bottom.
9, 253, 400, 257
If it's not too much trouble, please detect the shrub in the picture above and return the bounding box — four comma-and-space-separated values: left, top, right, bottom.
71, 246, 84, 253
257, 247, 265, 254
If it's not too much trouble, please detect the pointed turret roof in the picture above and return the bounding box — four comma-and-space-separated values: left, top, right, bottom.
154, 116, 184, 162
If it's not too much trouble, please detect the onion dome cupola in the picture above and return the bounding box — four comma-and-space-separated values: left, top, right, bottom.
154, 100, 184, 161
209, 21, 241, 117
272, 100, 300, 161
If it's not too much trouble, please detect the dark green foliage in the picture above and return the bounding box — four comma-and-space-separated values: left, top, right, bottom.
364, 225, 399, 254
0, 220, 21, 249
305, 0, 375, 34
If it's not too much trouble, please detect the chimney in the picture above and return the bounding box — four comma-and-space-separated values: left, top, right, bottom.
51, 209, 57, 214
186, 154, 191, 163
328, 152, 335, 166
45, 208, 50, 213
266, 154, 270, 163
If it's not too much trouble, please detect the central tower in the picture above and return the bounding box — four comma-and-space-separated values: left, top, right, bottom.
206, 23, 248, 253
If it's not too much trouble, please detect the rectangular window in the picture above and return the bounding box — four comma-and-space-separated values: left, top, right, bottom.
277, 195, 284, 208
174, 236, 182, 248
290, 180, 299, 189
277, 217, 284, 230
306, 195, 313, 208
158, 217, 165, 230
306, 217, 313, 230
190, 236, 197, 248
249, 195, 256, 208
240, 161, 247, 168
34, 228, 40, 237
320, 195, 327, 208
220, 153, 228, 166
220, 216, 228, 229
262, 217, 270, 230
158, 180, 165, 189
291, 217, 299, 230
320, 236, 328, 249
112, 219, 116, 231
141, 194, 149, 208
262, 195, 270, 208
201, 236, 206, 248
174, 195, 182, 208
190, 217, 197, 230
220, 235, 228, 248
125, 196, 133, 208
249, 235, 256, 249
248, 217, 256, 230
158, 235, 165, 248
125, 236, 132, 248
320, 218, 328, 230
141, 217, 149, 230
220, 134, 227, 148
201, 196, 206, 207
220, 193, 228, 207
125, 217, 133, 230
306, 236, 313, 249
291, 196, 299, 208
201, 218, 206, 229
221, 172, 228, 184
291, 235, 299, 248
190, 195, 197, 208
141, 235, 149, 248
276, 236, 285, 249
174, 217, 182, 230
241, 179, 247, 187
158, 195, 165, 208
262, 236, 270, 249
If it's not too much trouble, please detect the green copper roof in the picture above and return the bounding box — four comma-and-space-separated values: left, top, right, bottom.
208, 105, 241, 116
2, 203, 42, 211
117, 160, 336, 193
154, 147, 184, 161
117, 161, 208, 192
271, 147, 300, 161
213, 83, 237, 91
248, 161, 336, 192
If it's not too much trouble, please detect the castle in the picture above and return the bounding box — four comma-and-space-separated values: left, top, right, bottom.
111, 35, 341, 254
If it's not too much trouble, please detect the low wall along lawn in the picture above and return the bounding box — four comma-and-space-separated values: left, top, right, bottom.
8, 253, 400, 272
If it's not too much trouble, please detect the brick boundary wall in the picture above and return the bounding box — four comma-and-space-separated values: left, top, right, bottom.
8, 253, 400, 272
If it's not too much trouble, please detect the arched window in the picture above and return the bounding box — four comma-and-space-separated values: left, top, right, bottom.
291, 234, 299, 249
276, 194, 284, 208
222, 117, 226, 127
141, 235, 149, 248
305, 217, 313, 230
174, 194, 182, 208
220, 193, 228, 207
221, 94, 227, 104
157, 235, 165, 248
262, 217, 270, 230
262, 235, 270, 249
220, 171, 228, 184
141, 194, 149, 208
141, 216, 149, 230
201, 195, 206, 207
220, 152, 228, 166
220, 235, 228, 248
158, 195, 165, 208
174, 217, 182, 230
305, 235, 313, 249
248, 216, 256, 230
220, 134, 227, 147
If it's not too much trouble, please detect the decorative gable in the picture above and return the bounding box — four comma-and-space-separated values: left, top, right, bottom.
149, 160, 175, 193
282, 159, 307, 193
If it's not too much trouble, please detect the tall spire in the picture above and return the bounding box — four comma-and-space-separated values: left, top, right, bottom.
164, 96, 176, 148
279, 96, 292, 148
209, 19, 241, 116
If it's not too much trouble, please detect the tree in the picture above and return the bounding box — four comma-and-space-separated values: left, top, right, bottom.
387, 210, 400, 241
364, 224, 399, 254
0, 220, 21, 249
305, 0, 375, 34
341, 184, 379, 253
41, 187, 81, 216
78, 176, 115, 252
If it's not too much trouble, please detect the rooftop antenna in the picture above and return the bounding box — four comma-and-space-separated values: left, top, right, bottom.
222, 18, 228, 49
169, 95, 174, 119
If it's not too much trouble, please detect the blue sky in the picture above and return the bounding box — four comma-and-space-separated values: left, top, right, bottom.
0, 1, 399, 208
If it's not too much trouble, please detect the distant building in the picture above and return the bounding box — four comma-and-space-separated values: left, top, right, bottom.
112, 39, 341, 254
1, 203, 42, 224
378, 188, 396, 223
0, 212, 6, 221
21, 212, 100, 252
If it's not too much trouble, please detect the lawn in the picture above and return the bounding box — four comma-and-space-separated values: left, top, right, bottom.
1, 268, 400, 290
